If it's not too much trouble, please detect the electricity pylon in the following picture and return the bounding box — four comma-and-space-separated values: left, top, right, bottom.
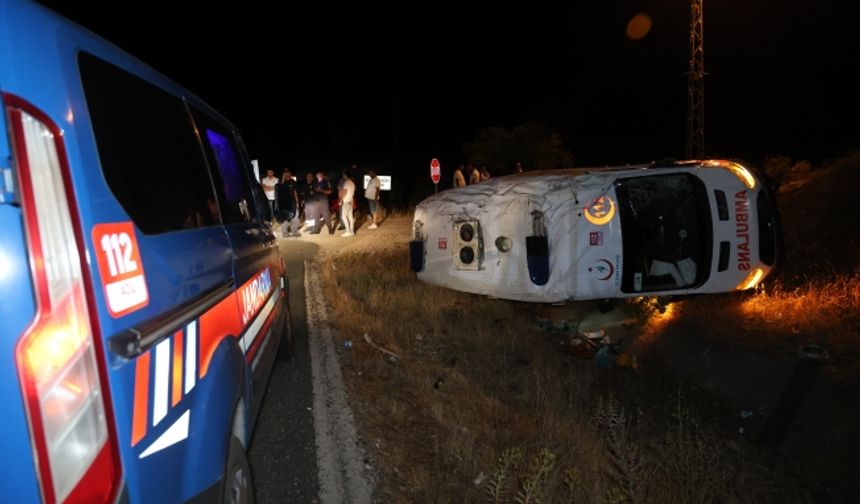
686, 0, 705, 159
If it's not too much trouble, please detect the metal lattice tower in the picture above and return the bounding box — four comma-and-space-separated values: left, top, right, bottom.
686, 0, 705, 159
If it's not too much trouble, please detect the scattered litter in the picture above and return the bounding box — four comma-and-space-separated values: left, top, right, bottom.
740, 410, 754, 419
594, 345, 615, 369
363, 333, 400, 360
415, 334, 423, 341
473, 472, 487, 486
615, 352, 639, 370
433, 377, 445, 389
331, 262, 338, 271
582, 329, 609, 345
798, 344, 829, 361
344, 340, 353, 348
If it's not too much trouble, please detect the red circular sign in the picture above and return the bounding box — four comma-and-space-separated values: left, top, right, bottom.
430, 158, 441, 184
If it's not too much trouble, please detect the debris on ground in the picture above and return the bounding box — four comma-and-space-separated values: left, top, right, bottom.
564, 329, 638, 369
473, 472, 486, 486
798, 344, 829, 361
363, 333, 400, 362
433, 377, 444, 390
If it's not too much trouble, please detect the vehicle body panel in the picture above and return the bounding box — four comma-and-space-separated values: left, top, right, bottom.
413, 162, 778, 302
0, 1, 288, 501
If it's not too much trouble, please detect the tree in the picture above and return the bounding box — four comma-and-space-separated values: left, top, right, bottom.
463, 122, 574, 174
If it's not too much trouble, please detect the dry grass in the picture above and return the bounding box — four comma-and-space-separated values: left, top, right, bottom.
740, 274, 860, 350
319, 250, 812, 503
636, 271, 860, 359
307, 154, 860, 503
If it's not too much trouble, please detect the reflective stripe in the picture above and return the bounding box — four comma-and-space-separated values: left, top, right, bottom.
130, 267, 282, 448
131, 351, 150, 446
139, 410, 190, 459
171, 330, 183, 407
152, 339, 170, 426
184, 320, 197, 394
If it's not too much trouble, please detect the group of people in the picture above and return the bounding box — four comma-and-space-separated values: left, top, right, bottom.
452, 162, 524, 188
452, 163, 490, 188
260, 166, 382, 238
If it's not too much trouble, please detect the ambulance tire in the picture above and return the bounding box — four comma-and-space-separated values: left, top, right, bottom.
223, 436, 255, 504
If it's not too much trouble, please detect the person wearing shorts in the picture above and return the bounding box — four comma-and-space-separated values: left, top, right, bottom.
364, 169, 381, 229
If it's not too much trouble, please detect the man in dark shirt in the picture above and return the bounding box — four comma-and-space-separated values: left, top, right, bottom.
308, 171, 334, 234
297, 172, 315, 229
276, 168, 301, 237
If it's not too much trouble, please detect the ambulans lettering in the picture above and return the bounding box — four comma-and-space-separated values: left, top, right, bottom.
735, 190, 751, 271
241, 268, 273, 325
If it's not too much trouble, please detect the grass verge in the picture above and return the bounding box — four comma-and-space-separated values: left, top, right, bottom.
320, 251, 813, 503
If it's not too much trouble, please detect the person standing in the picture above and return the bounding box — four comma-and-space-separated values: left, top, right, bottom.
298, 172, 315, 230
334, 171, 348, 231
468, 163, 481, 185
261, 169, 279, 220
309, 171, 334, 234
277, 168, 301, 237
514, 162, 524, 173
453, 164, 466, 188
340, 170, 356, 236
365, 169, 382, 229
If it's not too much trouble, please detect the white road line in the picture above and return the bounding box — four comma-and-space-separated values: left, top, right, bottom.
305, 261, 374, 504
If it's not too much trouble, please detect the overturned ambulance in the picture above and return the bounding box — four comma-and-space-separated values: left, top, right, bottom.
410, 160, 782, 303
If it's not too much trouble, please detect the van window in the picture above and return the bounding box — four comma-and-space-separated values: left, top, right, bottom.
78, 52, 220, 234
189, 108, 257, 224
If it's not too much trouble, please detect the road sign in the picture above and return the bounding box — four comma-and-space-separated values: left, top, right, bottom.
362, 175, 392, 191
430, 158, 441, 185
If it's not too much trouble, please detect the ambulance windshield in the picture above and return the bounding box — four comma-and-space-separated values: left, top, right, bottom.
615, 173, 712, 293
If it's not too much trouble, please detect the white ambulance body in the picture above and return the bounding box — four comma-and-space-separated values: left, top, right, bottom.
410, 160, 781, 303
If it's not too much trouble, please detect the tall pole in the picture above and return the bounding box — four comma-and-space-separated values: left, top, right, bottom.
686, 0, 705, 159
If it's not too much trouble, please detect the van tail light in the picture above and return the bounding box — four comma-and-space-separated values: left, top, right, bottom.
6, 94, 121, 503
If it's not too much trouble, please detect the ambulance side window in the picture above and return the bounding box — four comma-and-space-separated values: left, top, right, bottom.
189, 107, 258, 225
78, 52, 219, 234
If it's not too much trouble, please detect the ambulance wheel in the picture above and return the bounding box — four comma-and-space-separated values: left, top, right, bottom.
223, 436, 255, 504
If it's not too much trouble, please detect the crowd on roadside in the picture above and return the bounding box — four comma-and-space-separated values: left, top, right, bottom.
260, 165, 383, 239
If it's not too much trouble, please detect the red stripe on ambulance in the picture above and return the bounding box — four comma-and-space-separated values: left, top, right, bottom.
735, 190, 751, 271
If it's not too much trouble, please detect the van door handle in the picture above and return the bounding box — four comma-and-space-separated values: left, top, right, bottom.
108, 280, 234, 359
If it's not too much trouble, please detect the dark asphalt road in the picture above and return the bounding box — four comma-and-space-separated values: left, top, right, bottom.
249, 240, 321, 504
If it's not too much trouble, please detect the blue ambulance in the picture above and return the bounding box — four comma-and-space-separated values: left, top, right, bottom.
0, 0, 290, 501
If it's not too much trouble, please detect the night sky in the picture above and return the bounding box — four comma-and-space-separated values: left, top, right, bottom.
42, 1, 860, 203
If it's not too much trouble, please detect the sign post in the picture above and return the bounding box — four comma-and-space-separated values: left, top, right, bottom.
430, 158, 441, 194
